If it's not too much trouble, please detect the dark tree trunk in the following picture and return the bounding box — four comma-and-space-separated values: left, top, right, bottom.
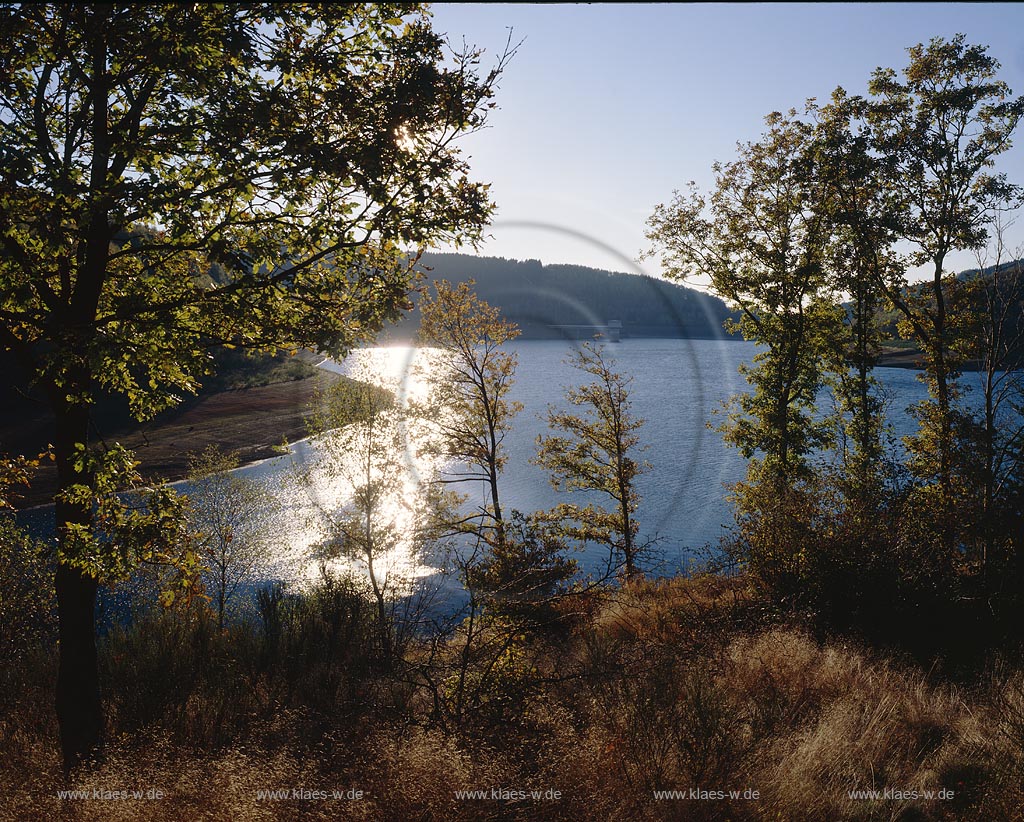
52, 391, 104, 772
931, 254, 956, 553
55, 565, 102, 771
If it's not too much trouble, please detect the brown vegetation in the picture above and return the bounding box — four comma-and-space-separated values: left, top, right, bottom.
3, 574, 1022, 821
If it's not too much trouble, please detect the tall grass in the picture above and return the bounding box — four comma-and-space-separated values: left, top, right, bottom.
2, 574, 1023, 820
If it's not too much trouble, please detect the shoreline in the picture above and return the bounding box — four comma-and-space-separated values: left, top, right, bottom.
877, 349, 927, 370
10, 369, 342, 510
876, 348, 1015, 371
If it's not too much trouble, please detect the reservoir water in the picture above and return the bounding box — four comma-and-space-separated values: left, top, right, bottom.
20, 338, 972, 600
228, 338, 941, 587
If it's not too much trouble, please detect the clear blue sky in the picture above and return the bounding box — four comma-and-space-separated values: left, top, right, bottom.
427, 3, 1024, 285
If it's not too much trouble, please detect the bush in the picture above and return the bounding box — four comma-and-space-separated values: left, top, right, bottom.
0, 516, 56, 657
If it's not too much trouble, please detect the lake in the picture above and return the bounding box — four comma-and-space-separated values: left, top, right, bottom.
16, 337, 965, 598
227, 338, 942, 587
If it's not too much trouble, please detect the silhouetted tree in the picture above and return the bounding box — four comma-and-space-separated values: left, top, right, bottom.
186, 447, 278, 630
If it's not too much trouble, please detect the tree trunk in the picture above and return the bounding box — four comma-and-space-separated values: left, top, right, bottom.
855, 291, 869, 467
52, 394, 104, 771
615, 423, 637, 579
932, 258, 949, 477
930, 255, 956, 554
55, 565, 102, 771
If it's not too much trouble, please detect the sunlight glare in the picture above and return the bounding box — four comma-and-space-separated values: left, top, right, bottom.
284, 345, 452, 590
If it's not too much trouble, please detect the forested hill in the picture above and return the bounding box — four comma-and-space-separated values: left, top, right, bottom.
379, 253, 738, 341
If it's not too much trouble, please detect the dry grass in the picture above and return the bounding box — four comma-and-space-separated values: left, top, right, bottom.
3, 575, 1023, 821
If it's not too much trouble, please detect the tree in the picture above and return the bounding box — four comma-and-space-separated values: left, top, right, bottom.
414, 279, 522, 549
412, 279, 580, 615
646, 110, 843, 600
863, 35, 1024, 532
646, 110, 840, 486
185, 446, 278, 630
809, 89, 896, 499
0, 3, 507, 768
967, 219, 1024, 586
533, 341, 648, 579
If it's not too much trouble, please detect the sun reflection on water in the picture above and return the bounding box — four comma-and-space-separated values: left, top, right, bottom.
266, 345, 451, 591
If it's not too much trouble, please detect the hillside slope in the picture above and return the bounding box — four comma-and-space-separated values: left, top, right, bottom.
379, 253, 737, 340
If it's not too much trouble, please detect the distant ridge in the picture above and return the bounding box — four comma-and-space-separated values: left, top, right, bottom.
380, 252, 738, 341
